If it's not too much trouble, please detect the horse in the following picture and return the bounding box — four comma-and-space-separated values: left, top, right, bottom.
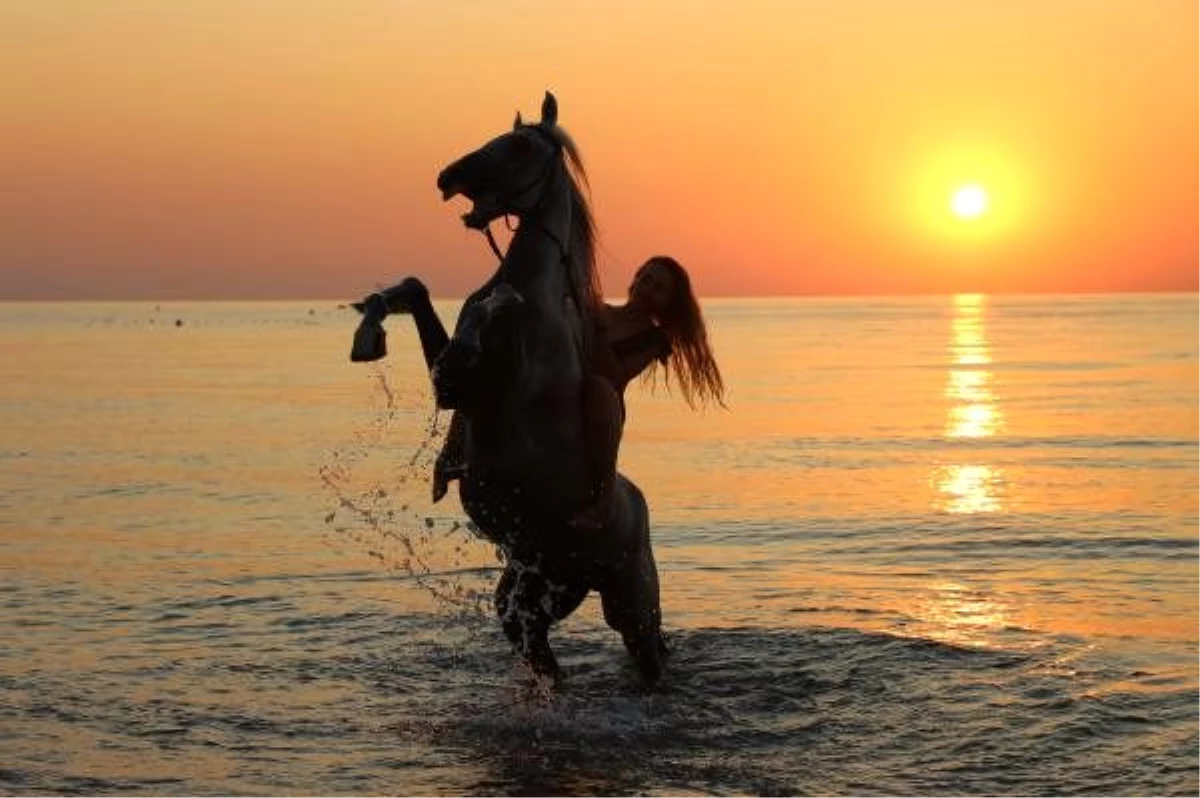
349, 92, 668, 685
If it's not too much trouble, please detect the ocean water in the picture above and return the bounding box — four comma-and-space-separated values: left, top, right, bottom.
0, 293, 1196, 796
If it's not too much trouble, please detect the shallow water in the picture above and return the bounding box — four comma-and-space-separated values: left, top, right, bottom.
1, 294, 1196, 795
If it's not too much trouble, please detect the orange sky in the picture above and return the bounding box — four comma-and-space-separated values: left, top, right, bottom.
2, 0, 1196, 300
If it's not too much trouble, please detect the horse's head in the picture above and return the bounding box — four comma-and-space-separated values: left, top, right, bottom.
432, 91, 602, 416
437, 92, 564, 230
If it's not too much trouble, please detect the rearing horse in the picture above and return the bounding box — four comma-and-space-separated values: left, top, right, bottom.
350, 93, 667, 684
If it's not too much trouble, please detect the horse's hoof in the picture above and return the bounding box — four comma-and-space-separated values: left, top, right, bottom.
526, 644, 562, 684
640, 660, 664, 687
623, 631, 666, 687
432, 459, 465, 503
531, 659, 562, 685
349, 319, 387, 362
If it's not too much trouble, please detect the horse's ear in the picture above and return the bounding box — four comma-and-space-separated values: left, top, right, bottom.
514, 111, 523, 130
540, 91, 558, 128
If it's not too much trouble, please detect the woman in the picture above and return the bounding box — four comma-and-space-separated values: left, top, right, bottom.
568, 255, 725, 526
433, 256, 725, 527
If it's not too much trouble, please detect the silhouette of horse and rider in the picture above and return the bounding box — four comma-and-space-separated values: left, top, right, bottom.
349, 92, 723, 685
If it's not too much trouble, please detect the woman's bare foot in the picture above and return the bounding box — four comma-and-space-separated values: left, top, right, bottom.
432, 458, 464, 503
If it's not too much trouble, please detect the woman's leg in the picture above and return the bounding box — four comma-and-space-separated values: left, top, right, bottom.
432, 410, 467, 503
570, 375, 624, 528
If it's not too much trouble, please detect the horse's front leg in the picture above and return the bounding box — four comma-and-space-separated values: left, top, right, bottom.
350, 277, 449, 368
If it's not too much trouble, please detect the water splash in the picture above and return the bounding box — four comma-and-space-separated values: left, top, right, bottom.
319, 364, 495, 616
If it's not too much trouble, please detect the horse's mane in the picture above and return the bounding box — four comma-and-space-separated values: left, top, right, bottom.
548, 126, 602, 318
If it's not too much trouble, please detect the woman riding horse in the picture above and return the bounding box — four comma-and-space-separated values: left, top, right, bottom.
430, 255, 726, 529
350, 93, 669, 684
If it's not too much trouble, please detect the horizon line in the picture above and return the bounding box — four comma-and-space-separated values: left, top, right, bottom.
1, 287, 1197, 304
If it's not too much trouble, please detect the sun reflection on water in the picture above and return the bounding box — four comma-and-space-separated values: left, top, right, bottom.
930, 463, 1002, 514
944, 294, 1000, 440
916, 580, 1015, 649
935, 294, 1006, 513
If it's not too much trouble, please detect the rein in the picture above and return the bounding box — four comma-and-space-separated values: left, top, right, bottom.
483, 225, 506, 263
481, 216, 569, 267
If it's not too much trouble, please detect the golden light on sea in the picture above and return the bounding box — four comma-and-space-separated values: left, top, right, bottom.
917, 580, 1014, 649
934, 294, 1007, 514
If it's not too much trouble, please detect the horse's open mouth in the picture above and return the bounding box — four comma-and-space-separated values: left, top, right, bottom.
442, 186, 501, 230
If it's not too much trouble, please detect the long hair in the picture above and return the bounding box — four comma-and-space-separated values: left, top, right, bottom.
637, 256, 726, 409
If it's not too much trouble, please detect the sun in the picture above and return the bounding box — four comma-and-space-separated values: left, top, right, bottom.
902, 145, 1029, 247
951, 184, 988, 219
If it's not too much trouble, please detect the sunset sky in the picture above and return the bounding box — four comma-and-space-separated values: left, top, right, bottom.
2, 0, 1196, 300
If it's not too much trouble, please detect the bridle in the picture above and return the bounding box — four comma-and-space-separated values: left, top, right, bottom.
479, 124, 569, 267
474, 123, 589, 364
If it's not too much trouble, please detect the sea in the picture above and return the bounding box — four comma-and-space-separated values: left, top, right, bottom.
1, 293, 1196, 796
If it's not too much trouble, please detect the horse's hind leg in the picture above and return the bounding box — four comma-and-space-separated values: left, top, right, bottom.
494, 563, 588, 681
600, 528, 668, 686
